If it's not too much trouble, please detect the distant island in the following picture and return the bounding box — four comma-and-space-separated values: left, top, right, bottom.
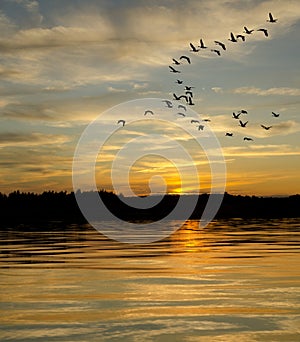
0, 190, 299, 224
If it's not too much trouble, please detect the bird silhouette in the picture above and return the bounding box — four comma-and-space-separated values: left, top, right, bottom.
211, 49, 221, 56
257, 28, 268, 37
191, 119, 200, 124
178, 104, 187, 111
180, 55, 191, 64
173, 93, 188, 102
185, 91, 193, 98
199, 39, 207, 49
162, 100, 173, 108
177, 112, 186, 117
117, 120, 125, 126
169, 66, 181, 73
239, 120, 248, 127
184, 86, 195, 91
202, 119, 211, 122
272, 112, 280, 117
228, 32, 237, 42
244, 137, 253, 141
267, 12, 277, 23
243, 26, 254, 34
144, 110, 154, 115
198, 125, 205, 130
176, 79, 183, 84
238, 109, 248, 114
172, 58, 180, 65
236, 34, 246, 41
261, 124, 272, 130
188, 97, 195, 105
225, 132, 233, 136
190, 43, 199, 52
214, 41, 226, 50
232, 112, 241, 119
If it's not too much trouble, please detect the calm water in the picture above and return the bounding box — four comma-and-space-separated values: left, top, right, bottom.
1, 218, 300, 341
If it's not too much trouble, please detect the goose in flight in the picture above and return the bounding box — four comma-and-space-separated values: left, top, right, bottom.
178, 104, 187, 111
225, 132, 233, 137
238, 109, 248, 114
236, 34, 246, 41
188, 97, 195, 106
232, 112, 241, 119
244, 137, 253, 141
244, 26, 254, 34
176, 79, 183, 84
184, 86, 194, 91
257, 28, 268, 37
190, 43, 199, 52
198, 125, 205, 130
214, 41, 226, 50
239, 120, 248, 127
177, 112, 186, 117
172, 58, 180, 65
185, 91, 193, 98
180, 55, 191, 64
173, 93, 188, 102
169, 65, 181, 73
261, 124, 272, 130
267, 12, 277, 23
202, 119, 211, 122
191, 119, 200, 124
199, 39, 207, 49
211, 49, 221, 56
144, 110, 154, 116
117, 119, 125, 126
272, 112, 280, 117
228, 32, 237, 42
162, 100, 173, 108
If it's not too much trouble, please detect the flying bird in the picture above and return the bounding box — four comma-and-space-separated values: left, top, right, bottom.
185, 91, 193, 98
178, 104, 187, 111
244, 137, 253, 141
228, 32, 237, 42
214, 41, 226, 50
225, 132, 233, 137
184, 86, 195, 91
199, 39, 207, 49
244, 26, 254, 34
173, 93, 188, 102
198, 125, 205, 130
257, 28, 268, 37
202, 119, 211, 122
238, 109, 248, 114
190, 43, 199, 52
261, 124, 272, 130
117, 120, 125, 126
211, 49, 221, 56
177, 112, 186, 117
172, 58, 180, 65
144, 110, 154, 115
191, 119, 200, 124
272, 112, 280, 117
169, 65, 181, 73
232, 112, 241, 119
236, 34, 246, 41
162, 100, 173, 108
180, 55, 191, 64
267, 12, 277, 23
176, 79, 183, 84
239, 120, 248, 127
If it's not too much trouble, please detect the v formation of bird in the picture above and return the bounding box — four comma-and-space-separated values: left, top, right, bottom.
117, 12, 282, 143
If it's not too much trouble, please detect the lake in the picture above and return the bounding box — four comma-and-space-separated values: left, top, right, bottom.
1, 218, 300, 341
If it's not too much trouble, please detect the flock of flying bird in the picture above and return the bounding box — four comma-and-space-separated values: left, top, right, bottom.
118, 12, 281, 142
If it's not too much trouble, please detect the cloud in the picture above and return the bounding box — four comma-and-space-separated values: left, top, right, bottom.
232, 87, 300, 96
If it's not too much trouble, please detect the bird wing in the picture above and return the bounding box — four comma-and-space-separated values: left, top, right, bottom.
180, 55, 191, 63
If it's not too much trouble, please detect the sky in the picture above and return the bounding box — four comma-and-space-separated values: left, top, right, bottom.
0, 0, 300, 196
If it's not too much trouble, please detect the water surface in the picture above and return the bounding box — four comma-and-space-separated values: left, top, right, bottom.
1, 218, 300, 341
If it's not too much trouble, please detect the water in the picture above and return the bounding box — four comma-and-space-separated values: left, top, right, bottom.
1, 218, 300, 341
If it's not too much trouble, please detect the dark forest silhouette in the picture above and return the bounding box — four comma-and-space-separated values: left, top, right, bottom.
0, 190, 299, 224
